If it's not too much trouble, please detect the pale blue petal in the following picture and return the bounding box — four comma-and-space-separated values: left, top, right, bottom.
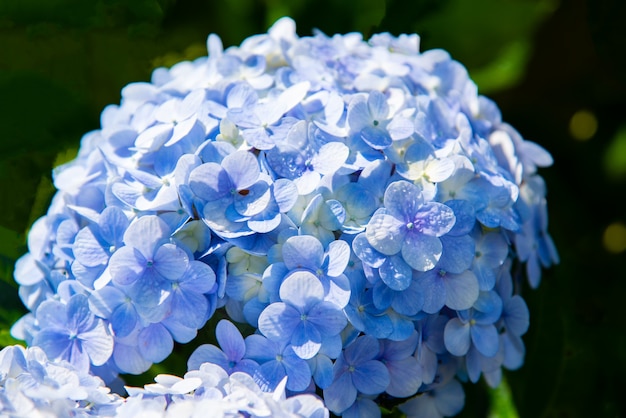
415, 202, 456, 237
352, 360, 390, 395
189, 163, 231, 201
258, 302, 300, 341
138, 323, 173, 363
113, 343, 151, 375
318, 199, 346, 231
352, 232, 386, 268
311, 354, 334, 389
123, 215, 170, 257
401, 233, 442, 272
443, 270, 479, 311
367, 91, 389, 120
88, 286, 125, 318
444, 317, 471, 356
291, 321, 322, 359
153, 243, 189, 280
313, 142, 349, 175
272, 179, 298, 213
73, 227, 109, 267
504, 295, 529, 336
387, 116, 414, 140
187, 344, 228, 371
79, 320, 114, 366
383, 180, 423, 222
385, 356, 422, 398
437, 235, 475, 274
169, 287, 209, 329
379, 255, 412, 291
110, 303, 138, 338
233, 181, 271, 217
308, 302, 347, 336
366, 211, 405, 255
109, 246, 145, 286
32, 329, 70, 360
222, 150, 260, 190
471, 324, 499, 357
324, 239, 351, 277
215, 319, 246, 362
417, 271, 446, 314
282, 235, 324, 271
279, 271, 324, 309
433, 379, 466, 416
361, 126, 392, 149
347, 96, 370, 130
323, 372, 357, 414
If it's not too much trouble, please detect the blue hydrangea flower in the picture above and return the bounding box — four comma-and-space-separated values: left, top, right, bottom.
7, 16, 558, 417
364, 180, 456, 277
32, 294, 114, 373
322, 335, 390, 414
258, 270, 347, 359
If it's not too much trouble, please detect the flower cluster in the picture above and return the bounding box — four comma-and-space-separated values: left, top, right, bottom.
0, 345, 327, 417
6, 17, 558, 417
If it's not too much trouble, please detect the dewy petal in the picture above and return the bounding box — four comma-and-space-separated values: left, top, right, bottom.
401, 233, 442, 272
444, 317, 471, 356
414, 202, 456, 237
383, 180, 423, 222
366, 211, 405, 255
352, 232, 386, 268
379, 255, 413, 291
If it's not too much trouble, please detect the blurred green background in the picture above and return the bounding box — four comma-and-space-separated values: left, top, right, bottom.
1, 0, 625, 416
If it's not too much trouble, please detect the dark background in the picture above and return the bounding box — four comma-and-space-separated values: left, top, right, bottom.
1, 0, 625, 416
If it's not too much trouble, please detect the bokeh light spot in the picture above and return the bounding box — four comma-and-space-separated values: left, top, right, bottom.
603, 222, 626, 254
569, 109, 597, 141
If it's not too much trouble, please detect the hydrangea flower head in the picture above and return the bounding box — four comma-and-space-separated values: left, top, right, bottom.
6, 16, 558, 418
